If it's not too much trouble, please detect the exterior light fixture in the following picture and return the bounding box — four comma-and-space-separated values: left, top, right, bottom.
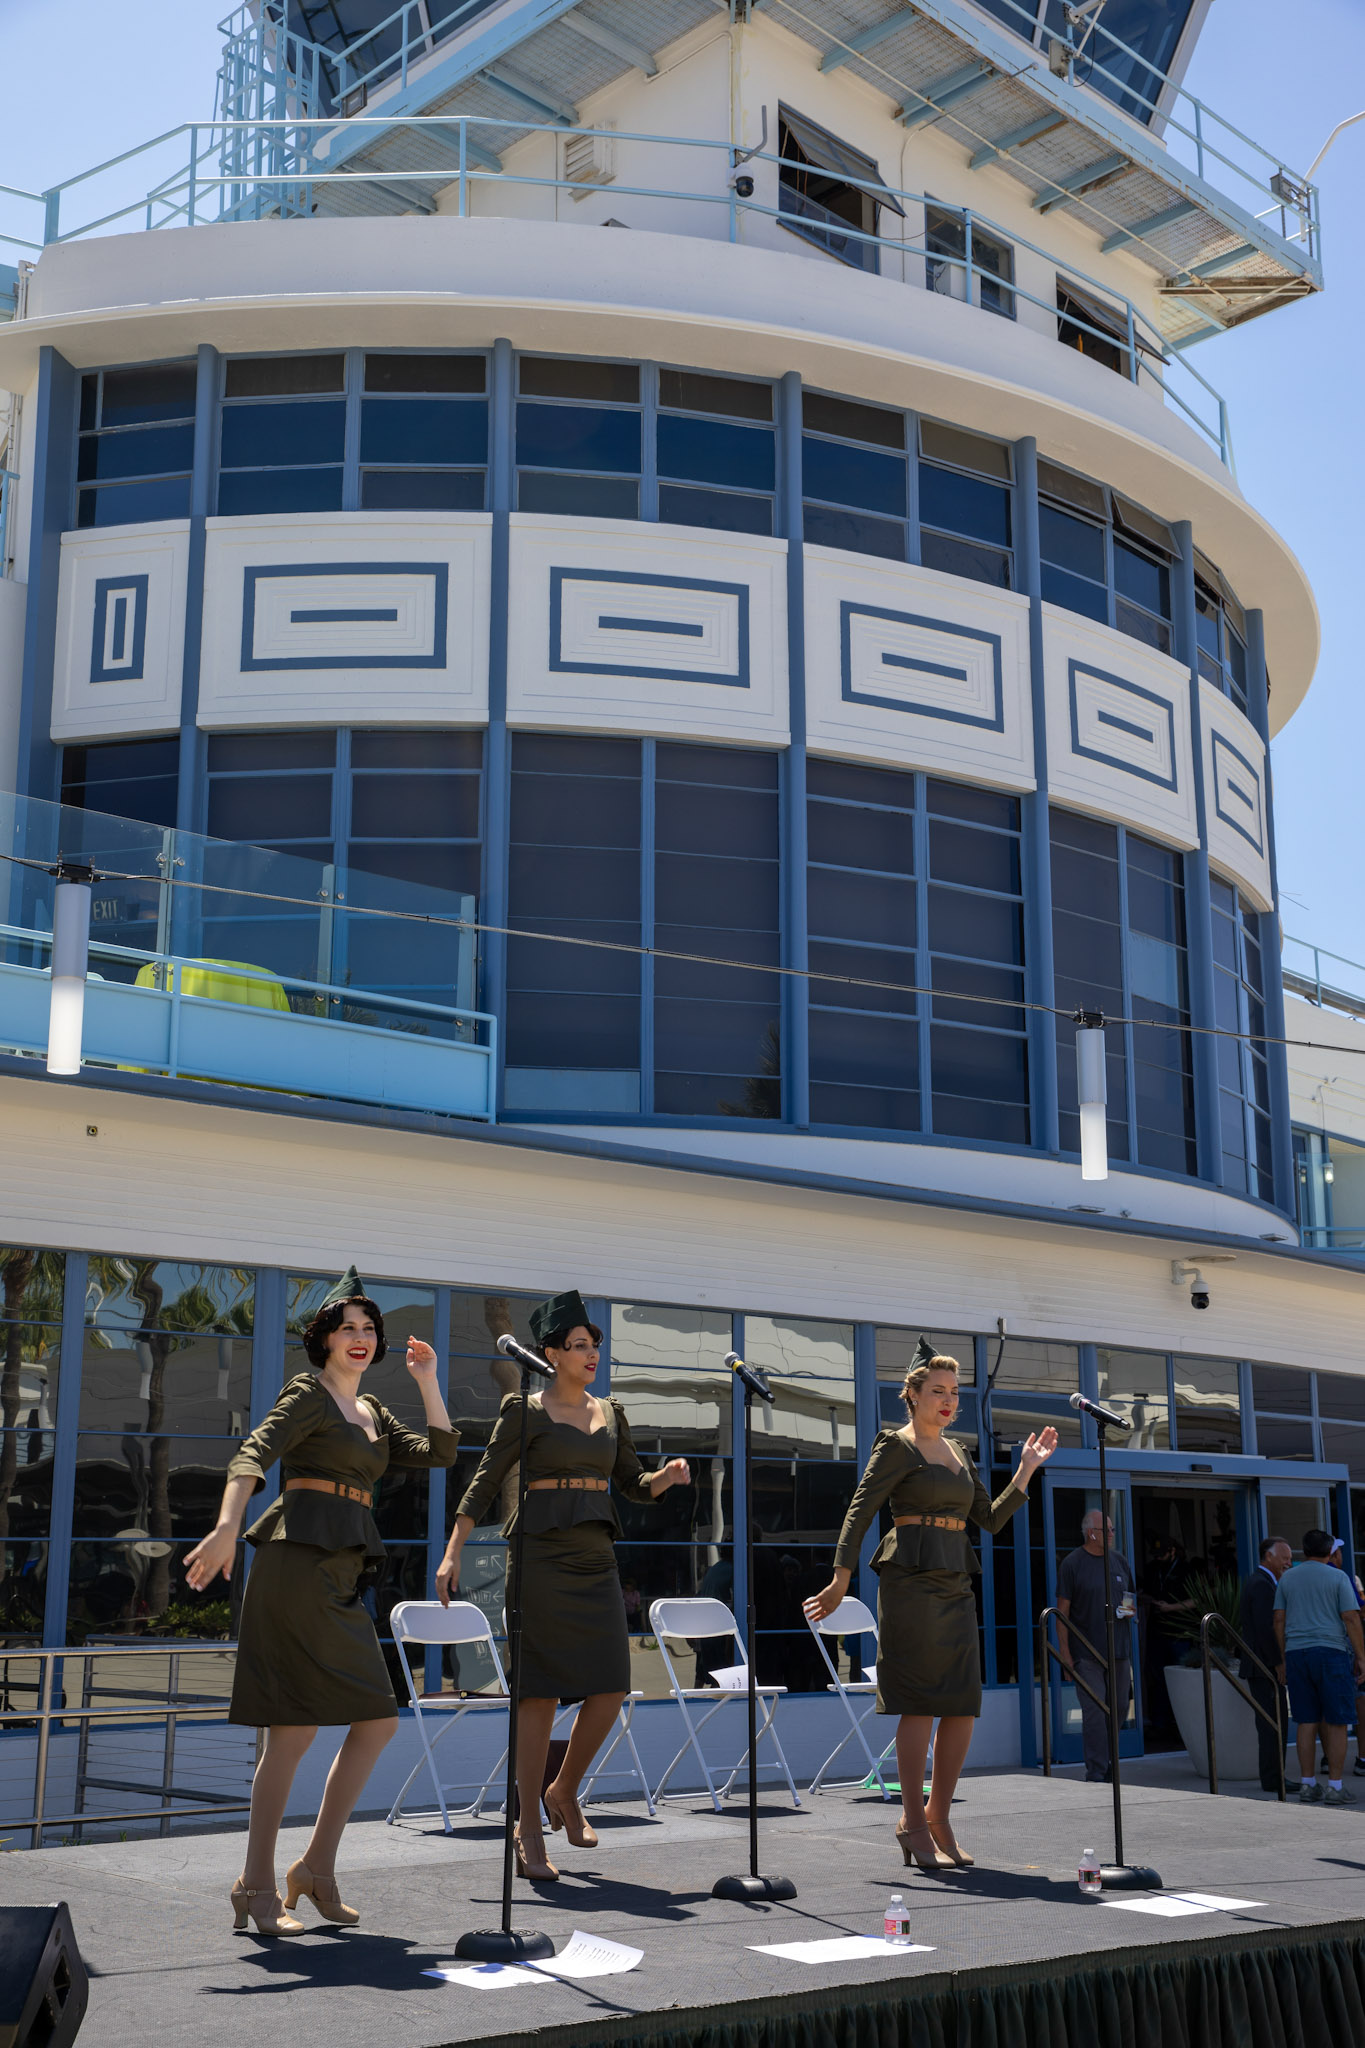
46, 860, 96, 1075
217, 1337, 234, 1402
1074, 1009, 1108, 1181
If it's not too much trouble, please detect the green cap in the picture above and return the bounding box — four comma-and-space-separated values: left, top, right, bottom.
529, 1289, 591, 1348
320, 1265, 368, 1309
911, 1334, 941, 1370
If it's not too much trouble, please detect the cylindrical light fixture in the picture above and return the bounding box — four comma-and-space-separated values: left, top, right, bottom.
217, 1336, 234, 1403
1074, 1008, 1108, 1182
46, 861, 95, 1076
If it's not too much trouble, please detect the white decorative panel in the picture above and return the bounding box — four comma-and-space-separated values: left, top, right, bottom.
1201, 680, 1273, 910
1043, 607, 1197, 848
51, 522, 189, 741
199, 514, 490, 727
803, 549, 1032, 788
507, 517, 788, 742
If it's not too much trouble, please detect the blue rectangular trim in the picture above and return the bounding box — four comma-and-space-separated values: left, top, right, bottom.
1068, 658, 1178, 790
839, 601, 1004, 729
90, 573, 149, 684
290, 606, 400, 624
241, 561, 448, 671
549, 568, 750, 687
1211, 728, 1265, 855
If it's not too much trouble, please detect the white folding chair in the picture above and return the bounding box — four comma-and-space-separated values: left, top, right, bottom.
385, 1601, 511, 1832
648, 1595, 801, 1813
805, 1595, 896, 1798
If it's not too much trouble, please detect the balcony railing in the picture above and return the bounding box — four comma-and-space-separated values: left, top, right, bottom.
0, 118, 1234, 469
0, 789, 495, 1121
0, 468, 17, 578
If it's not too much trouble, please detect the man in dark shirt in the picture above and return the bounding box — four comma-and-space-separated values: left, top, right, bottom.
1057, 1511, 1137, 1782
1239, 1536, 1293, 1793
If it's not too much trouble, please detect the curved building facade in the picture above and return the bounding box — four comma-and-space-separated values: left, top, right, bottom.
0, 2, 1357, 1777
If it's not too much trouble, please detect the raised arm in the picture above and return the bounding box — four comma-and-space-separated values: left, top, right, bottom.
185, 1374, 324, 1589
435, 1393, 526, 1604
965, 1428, 1057, 1535
803, 1431, 908, 1622
610, 1400, 690, 1501
373, 1340, 460, 1465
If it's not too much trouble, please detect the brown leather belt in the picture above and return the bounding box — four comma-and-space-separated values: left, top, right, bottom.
893, 1513, 966, 1531
286, 1477, 373, 1508
526, 1477, 609, 1492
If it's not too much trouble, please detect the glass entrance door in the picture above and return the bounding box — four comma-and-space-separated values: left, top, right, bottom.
1130, 1481, 1251, 1752
1261, 1483, 1332, 1554
1040, 1470, 1142, 1765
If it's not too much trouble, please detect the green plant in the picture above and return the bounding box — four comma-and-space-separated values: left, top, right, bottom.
149, 1599, 232, 1638
1164, 1569, 1243, 1664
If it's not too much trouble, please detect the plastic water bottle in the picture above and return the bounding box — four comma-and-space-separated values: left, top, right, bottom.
1078, 1847, 1102, 1896
883, 1892, 912, 1946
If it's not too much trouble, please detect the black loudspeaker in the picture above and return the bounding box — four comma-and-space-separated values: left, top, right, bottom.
0, 1904, 88, 2048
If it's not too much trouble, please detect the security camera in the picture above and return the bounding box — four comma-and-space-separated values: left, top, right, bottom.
731, 173, 755, 198
1190, 1279, 1210, 1311
1171, 1255, 1231, 1309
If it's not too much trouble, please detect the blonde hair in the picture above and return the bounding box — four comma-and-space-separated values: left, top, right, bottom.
902, 1354, 960, 1416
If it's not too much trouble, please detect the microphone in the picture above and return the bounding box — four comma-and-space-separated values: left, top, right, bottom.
724, 1349, 774, 1405
1070, 1391, 1128, 1432
496, 1332, 557, 1381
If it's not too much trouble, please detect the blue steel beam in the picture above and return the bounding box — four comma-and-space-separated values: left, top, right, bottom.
1100, 199, 1199, 254
1032, 152, 1129, 213
820, 4, 923, 72
968, 113, 1065, 170
897, 63, 996, 130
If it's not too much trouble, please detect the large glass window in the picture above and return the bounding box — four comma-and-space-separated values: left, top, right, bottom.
657, 369, 776, 535
1294, 1128, 1365, 1253
1251, 1361, 1316, 1461
975, 0, 1196, 126
218, 354, 347, 516
60, 738, 180, 830
1096, 1348, 1170, 1448
777, 105, 896, 274
1172, 1356, 1242, 1453
1194, 549, 1249, 714
1, 1248, 63, 1620
76, 361, 195, 528
360, 353, 488, 511
1051, 810, 1195, 1175
925, 206, 1015, 317
802, 390, 908, 561
516, 356, 641, 519
919, 421, 1013, 588
1211, 878, 1274, 1202
1038, 460, 1175, 654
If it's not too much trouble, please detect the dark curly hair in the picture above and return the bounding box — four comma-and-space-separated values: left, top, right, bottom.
303, 1295, 387, 1367
538, 1318, 603, 1361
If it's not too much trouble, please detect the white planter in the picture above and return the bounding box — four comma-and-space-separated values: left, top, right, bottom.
1164, 1661, 1265, 1780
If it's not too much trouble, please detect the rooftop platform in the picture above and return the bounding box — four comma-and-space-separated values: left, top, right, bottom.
3, 1766, 1362, 2047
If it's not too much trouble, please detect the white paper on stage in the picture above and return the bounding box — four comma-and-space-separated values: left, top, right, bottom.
1100, 1892, 1264, 1919
422, 1963, 542, 1989
751, 1935, 936, 1964
528, 1930, 644, 1978
710, 1664, 749, 1690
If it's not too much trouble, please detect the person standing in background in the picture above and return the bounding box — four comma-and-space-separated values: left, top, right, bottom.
1239, 1537, 1294, 1794
1328, 1537, 1365, 1779
1274, 1527, 1365, 1806
1057, 1510, 1137, 1784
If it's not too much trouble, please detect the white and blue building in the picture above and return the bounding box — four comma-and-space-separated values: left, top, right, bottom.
0, 0, 1358, 1777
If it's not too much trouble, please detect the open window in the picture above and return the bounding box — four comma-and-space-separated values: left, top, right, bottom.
778, 105, 904, 275
925, 205, 1014, 317
1056, 278, 1167, 379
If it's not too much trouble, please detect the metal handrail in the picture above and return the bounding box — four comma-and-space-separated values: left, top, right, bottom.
0, 1641, 250, 1848
1037, 1603, 1113, 1774
1198, 1611, 1286, 1801
0, 466, 17, 577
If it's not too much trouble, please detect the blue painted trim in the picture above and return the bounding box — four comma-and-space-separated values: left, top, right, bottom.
1067, 658, 1178, 789
548, 568, 750, 687
852, 1322, 878, 1647
89, 574, 149, 682
240, 562, 449, 670
16, 346, 77, 805
43, 1250, 88, 1647
781, 370, 809, 1130
1247, 607, 1294, 1219
1209, 729, 1265, 856
484, 338, 514, 1114
1014, 438, 1058, 1155
1174, 519, 1222, 1185
249, 1268, 287, 1429
424, 1283, 452, 1694
839, 602, 1004, 728
176, 343, 218, 859
639, 736, 656, 1117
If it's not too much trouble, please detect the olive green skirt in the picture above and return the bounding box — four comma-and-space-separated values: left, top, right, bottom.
230, 1540, 399, 1727
875, 1565, 983, 1718
517, 1521, 630, 1701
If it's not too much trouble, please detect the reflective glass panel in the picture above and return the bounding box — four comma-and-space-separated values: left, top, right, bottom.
1172, 1356, 1242, 1452
79, 1332, 252, 1436
739, 1317, 855, 1456
1096, 1348, 1170, 1448
990, 1339, 1078, 1394
609, 1304, 733, 1456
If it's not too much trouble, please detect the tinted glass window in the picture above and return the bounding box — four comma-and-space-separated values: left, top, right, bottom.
803, 436, 906, 516
657, 414, 775, 491
359, 399, 488, 466
224, 356, 345, 397
76, 362, 196, 530
659, 369, 773, 420
363, 354, 486, 393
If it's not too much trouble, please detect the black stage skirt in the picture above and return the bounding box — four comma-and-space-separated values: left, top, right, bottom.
516, 1521, 630, 1700
875, 1564, 983, 1718
229, 1540, 399, 1727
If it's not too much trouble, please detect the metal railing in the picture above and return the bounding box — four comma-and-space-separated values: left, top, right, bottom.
0, 1642, 254, 1848
1037, 1603, 1114, 1773
1198, 1611, 1285, 1800
0, 467, 17, 577
1283, 934, 1365, 1022
0, 118, 1234, 467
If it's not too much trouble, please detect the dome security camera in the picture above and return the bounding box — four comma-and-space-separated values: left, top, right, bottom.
1171, 1256, 1229, 1309
731, 173, 755, 198
1190, 1281, 1210, 1310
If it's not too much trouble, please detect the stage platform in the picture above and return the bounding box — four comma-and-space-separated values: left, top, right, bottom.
3, 1764, 1364, 2047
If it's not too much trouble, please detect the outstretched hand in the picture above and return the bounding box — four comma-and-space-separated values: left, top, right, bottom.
1018, 1426, 1059, 1481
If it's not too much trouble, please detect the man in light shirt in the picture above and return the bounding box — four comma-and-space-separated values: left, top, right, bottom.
1274, 1528, 1365, 1806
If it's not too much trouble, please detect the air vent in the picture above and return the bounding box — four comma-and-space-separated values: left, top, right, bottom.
564, 129, 615, 199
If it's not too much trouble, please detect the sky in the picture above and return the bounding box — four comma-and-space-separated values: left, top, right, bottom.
1, 0, 1361, 956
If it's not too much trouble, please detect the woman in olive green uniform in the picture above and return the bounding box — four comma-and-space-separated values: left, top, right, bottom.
806, 1339, 1056, 1871
437, 1290, 689, 1882
186, 1267, 459, 1933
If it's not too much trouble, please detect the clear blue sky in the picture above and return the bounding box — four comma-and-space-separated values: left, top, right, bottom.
2, 0, 1361, 957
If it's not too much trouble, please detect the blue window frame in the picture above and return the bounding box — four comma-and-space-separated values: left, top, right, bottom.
1051, 808, 1196, 1176
802, 390, 908, 561
360, 353, 488, 512
919, 421, 1014, 589
76, 361, 195, 528
1194, 549, 1250, 714
60, 737, 180, 830
807, 760, 1028, 1142
657, 368, 776, 536
1038, 458, 1175, 653
1211, 877, 1274, 1202
516, 355, 642, 519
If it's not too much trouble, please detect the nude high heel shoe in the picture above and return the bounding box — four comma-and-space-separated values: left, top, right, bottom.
231, 1879, 304, 1934
284, 1858, 360, 1925
513, 1823, 559, 1882
544, 1785, 598, 1849
927, 1819, 974, 1868
895, 1821, 954, 1872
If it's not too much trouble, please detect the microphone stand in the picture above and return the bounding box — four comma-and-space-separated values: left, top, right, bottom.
712, 1353, 796, 1904
454, 1338, 556, 1962
1091, 1414, 1160, 1892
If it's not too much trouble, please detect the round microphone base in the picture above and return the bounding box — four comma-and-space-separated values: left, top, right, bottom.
712, 1873, 797, 1902
1098, 1864, 1162, 1892
453, 1927, 556, 1963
